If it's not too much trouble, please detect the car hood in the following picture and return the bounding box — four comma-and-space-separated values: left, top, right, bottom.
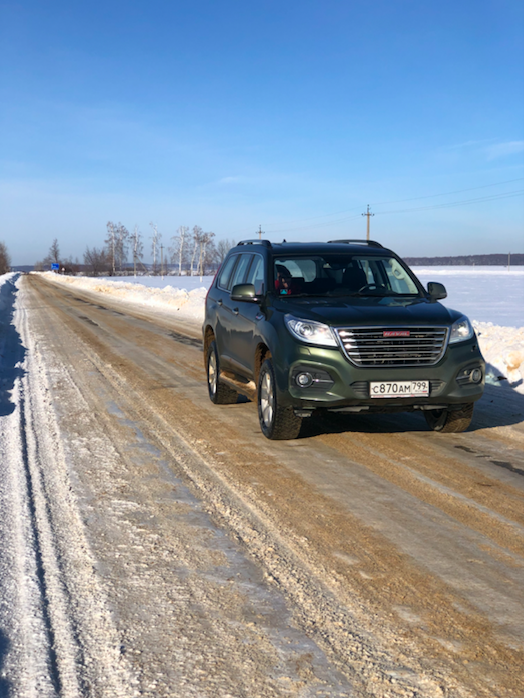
272, 295, 463, 326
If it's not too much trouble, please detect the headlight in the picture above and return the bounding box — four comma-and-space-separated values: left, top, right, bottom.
284, 314, 337, 347
449, 315, 474, 344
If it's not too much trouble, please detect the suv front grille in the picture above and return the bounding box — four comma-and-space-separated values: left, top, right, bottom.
335, 327, 449, 367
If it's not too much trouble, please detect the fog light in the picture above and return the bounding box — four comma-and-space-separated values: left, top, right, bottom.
456, 366, 483, 385
470, 368, 482, 383
296, 372, 313, 387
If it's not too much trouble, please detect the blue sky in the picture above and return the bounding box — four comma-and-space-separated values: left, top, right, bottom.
1, 0, 523, 265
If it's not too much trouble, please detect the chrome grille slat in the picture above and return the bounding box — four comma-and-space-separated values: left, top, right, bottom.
335, 326, 449, 367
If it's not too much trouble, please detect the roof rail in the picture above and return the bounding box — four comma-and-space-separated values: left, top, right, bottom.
237, 239, 272, 247
328, 239, 383, 248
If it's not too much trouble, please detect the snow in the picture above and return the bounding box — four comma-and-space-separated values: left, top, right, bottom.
40, 271, 212, 323
473, 323, 524, 390
0, 272, 136, 695
37, 270, 524, 393
414, 266, 524, 328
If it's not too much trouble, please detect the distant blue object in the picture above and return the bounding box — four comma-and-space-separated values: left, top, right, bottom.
51, 263, 59, 271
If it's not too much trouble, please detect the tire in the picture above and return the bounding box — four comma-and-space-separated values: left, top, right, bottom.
257, 359, 302, 440
424, 403, 474, 433
206, 341, 238, 404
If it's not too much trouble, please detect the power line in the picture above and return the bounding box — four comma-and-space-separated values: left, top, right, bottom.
263, 213, 362, 235
370, 177, 524, 206
376, 189, 524, 215
227, 177, 524, 238
261, 177, 524, 231
263, 189, 523, 234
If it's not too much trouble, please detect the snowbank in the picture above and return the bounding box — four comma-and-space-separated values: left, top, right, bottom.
40, 271, 210, 323
38, 271, 524, 394
0, 273, 17, 323
474, 322, 524, 392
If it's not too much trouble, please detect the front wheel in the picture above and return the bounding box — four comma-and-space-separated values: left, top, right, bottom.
206, 340, 238, 404
257, 359, 302, 440
424, 403, 474, 433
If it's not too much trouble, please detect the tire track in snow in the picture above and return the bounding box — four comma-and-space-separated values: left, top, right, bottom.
0, 276, 135, 697
0, 274, 59, 696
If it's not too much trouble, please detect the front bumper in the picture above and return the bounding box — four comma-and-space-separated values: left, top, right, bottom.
274, 337, 485, 411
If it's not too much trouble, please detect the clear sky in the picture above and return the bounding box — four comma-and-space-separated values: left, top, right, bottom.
1, 0, 523, 265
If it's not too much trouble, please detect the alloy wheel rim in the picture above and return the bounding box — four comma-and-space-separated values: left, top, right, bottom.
208, 352, 217, 396
260, 371, 274, 427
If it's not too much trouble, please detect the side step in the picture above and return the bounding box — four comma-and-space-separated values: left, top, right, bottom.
220, 370, 257, 401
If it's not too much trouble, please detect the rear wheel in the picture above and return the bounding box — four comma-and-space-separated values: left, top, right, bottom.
206, 341, 238, 404
424, 403, 474, 433
257, 359, 302, 440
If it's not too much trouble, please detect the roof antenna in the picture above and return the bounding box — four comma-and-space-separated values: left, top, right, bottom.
282, 239, 287, 243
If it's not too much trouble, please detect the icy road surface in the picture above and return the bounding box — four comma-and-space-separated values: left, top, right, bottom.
1, 273, 524, 697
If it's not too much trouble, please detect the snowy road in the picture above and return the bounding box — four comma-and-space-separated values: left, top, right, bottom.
1, 273, 524, 697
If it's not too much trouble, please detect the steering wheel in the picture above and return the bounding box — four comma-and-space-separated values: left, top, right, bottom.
357, 282, 386, 293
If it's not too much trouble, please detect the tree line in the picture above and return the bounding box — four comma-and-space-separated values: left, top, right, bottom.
36, 224, 236, 277
0, 241, 11, 274
403, 253, 524, 266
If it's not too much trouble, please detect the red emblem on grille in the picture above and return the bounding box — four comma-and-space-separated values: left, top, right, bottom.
383, 330, 410, 337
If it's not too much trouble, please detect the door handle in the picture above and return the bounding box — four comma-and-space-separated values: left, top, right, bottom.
232, 308, 239, 315
217, 299, 223, 306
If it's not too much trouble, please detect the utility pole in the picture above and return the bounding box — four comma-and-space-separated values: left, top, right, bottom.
160, 244, 164, 279
362, 205, 374, 241
257, 225, 265, 240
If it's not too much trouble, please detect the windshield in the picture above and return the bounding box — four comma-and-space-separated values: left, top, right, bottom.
273, 254, 422, 297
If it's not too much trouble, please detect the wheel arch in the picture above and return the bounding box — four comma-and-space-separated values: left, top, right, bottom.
203, 325, 215, 369
254, 343, 271, 384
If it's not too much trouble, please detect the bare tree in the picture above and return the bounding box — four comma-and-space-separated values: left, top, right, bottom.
0, 241, 11, 274
150, 222, 162, 275
216, 238, 236, 263
61, 256, 79, 275
84, 247, 109, 276
40, 238, 62, 270
170, 225, 189, 275
190, 226, 203, 276
115, 223, 129, 273
131, 226, 144, 276
105, 222, 116, 275
197, 231, 215, 278
49, 238, 60, 264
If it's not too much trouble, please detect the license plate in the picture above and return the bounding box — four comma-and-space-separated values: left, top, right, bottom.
369, 380, 429, 398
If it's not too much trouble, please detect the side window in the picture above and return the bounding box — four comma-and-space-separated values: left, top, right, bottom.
218, 255, 238, 290
230, 254, 253, 289
245, 255, 265, 295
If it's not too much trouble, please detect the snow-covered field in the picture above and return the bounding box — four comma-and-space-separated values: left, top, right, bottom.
414, 266, 524, 328
40, 268, 524, 393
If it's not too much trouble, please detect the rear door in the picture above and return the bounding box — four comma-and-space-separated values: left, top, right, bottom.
219, 253, 254, 371
213, 253, 240, 363
231, 254, 266, 375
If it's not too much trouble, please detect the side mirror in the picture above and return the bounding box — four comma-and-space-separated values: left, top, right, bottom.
230, 283, 259, 302
427, 282, 447, 301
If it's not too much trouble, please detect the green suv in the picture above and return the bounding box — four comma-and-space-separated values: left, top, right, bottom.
203, 240, 485, 439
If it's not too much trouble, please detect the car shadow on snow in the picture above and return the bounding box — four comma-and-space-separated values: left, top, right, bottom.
0, 627, 11, 697
0, 274, 26, 418
470, 371, 524, 431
